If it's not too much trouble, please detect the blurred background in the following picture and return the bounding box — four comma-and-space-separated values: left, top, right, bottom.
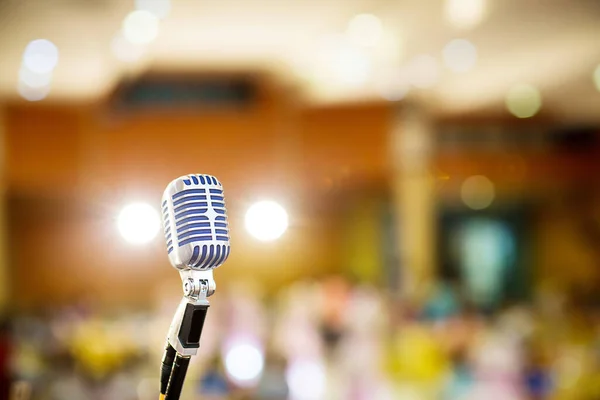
1, 0, 600, 399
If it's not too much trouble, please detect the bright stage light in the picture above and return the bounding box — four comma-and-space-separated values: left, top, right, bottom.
17, 81, 50, 102
406, 54, 439, 89
245, 200, 288, 241
19, 66, 52, 88
593, 65, 600, 92
445, 0, 487, 30
505, 84, 542, 118
122, 10, 160, 45
135, 0, 171, 19
461, 175, 495, 210
376, 68, 410, 101
316, 34, 372, 86
117, 202, 160, 244
442, 39, 477, 73
224, 342, 265, 386
22, 39, 59, 74
111, 33, 147, 62
347, 14, 383, 48
286, 359, 326, 400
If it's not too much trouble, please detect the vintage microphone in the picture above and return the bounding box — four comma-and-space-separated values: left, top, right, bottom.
159, 174, 231, 400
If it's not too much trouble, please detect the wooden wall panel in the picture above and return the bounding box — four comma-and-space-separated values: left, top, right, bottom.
299, 103, 392, 183
3, 87, 396, 309
5, 105, 83, 194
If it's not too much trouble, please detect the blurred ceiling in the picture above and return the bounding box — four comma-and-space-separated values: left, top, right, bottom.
1, 0, 600, 121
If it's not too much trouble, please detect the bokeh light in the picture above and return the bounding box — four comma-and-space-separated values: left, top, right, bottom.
319, 35, 371, 86
445, 0, 487, 30
135, 0, 171, 19
286, 359, 326, 400
17, 81, 50, 102
406, 54, 439, 89
117, 203, 160, 244
376, 69, 410, 101
111, 34, 147, 62
505, 84, 542, 118
224, 342, 265, 386
18, 67, 52, 88
122, 10, 160, 45
593, 64, 600, 92
245, 200, 289, 241
22, 39, 59, 74
461, 175, 495, 210
442, 39, 477, 73
346, 14, 383, 48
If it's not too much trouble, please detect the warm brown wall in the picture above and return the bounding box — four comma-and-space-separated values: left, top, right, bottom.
3, 84, 393, 310
5, 105, 85, 195
534, 196, 600, 295
5, 84, 600, 310
299, 103, 392, 181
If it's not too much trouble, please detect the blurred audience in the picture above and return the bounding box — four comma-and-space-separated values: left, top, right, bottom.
3, 276, 598, 400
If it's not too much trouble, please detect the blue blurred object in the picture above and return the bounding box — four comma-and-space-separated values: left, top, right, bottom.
525, 369, 552, 398
198, 369, 229, 396
423, 283, 460, 320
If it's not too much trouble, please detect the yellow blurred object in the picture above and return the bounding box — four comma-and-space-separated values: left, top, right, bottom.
552, 344, 598, 400
385, 324, 449, 382
342, 196, 384, 284
68, 318, 138, 379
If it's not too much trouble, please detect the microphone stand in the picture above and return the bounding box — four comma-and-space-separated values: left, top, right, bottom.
160, 270, 216, 400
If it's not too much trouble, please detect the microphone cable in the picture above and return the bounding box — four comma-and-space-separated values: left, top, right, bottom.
163, 354, 191, 400
159, 343, 176, 399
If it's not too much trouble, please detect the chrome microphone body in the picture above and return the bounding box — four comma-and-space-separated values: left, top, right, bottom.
162, 173, 230, 272
161, 174, 230, 356
159, 174, 231, 400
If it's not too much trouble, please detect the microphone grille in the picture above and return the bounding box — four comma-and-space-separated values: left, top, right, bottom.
163, 174, 231, 270
162, 198, 173, 254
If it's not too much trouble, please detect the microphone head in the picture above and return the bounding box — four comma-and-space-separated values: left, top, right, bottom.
162, 174, 231, 271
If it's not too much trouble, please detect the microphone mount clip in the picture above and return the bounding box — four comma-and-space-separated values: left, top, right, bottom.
180, 270, 216, 300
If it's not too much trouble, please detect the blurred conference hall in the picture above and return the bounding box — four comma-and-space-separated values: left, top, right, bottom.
0, 0, 599, 399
